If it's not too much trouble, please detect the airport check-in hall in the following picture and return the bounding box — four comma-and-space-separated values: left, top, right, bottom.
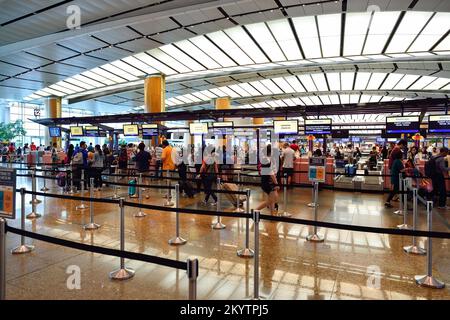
0, 0, 449, 305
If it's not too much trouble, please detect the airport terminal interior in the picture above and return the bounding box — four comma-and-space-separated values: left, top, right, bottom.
0, 0, 449, 301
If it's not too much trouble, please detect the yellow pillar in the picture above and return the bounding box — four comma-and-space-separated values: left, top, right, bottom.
214, 97, 231, 147
253, 118, 264, 125
144, 75, 165, 146
47, 97, 62, 148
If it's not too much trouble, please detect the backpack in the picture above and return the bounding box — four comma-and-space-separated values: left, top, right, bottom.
72, 151, 83, 165
424, 155, 442, 177
119, 149, 128, 162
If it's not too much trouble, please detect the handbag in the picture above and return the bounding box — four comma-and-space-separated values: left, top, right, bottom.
419, 178, 433, 193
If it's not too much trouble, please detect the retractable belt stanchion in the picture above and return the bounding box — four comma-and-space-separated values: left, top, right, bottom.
307, 182, 318, 207
414, 201, 445, 289
233, 171, 244, 213
26, 188, 42, 220
67, 169, 75, 194
40, 167, 49, 192
169, 184, 187, 245
187, 258, 199, 300
134, 173, 146, 218
12, 188, 35, 254
252, 209, 261, 300
403, 188, 426, 255
111, 167, 120, 199
397, 178, 411, 229
280, 173, 292, 217
76, 169, 88, 210
237, 188, 254, 258
394, 175, 404, 216
110, 198, 135, 280
83, 178, 101, 230
164, 170, 174, 206
212, 177, 226, 230
0, 218, 5, 300
306, 181, 324, 242
29, 168, 41, 205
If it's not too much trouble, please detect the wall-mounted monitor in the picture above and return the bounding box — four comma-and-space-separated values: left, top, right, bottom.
305, 119, 332, 135
331, 129, 349, 138
49, 127, 61, 137
123, 124, 139, 136
70, 126, 83, 137
273, 120, 298, 134
211, 121, 234, 135
428, 115, 450, 135
386, 116, 419, 134
142, 124, 159, 138
189, 122, 208, 135
84, 126, 99, 137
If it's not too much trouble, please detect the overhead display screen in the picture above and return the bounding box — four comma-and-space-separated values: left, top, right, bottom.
386, 116, 419, 134
428, 115, 450, 134
210, 121, 234, 135
70, 126, 83, 137
48, 127, 61, 137
331, 129, 349, 138
273, 120, 298, 134
142, 124, 159, 138
305, 119, 332, 135
189, 122, 208, 135
84, 126, 99, 137
123, 124, 139, 136
212, 121, 233, 128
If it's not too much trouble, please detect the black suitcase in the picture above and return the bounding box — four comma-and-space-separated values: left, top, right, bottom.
180, 180, 195, 198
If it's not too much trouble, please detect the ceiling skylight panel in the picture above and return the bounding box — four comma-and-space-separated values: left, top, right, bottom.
354, 72, 371, 90
219, 86, 241, 98
369, 95, 382, 103
311, 73, 328, 91
89, 68, 123, 84
339, 94, 349, 104
199, 90, 217, 99
285, 76, 305, 92
228, 84, 251, 97
189, 36, 236, 68
292, 16, 322, 58
317, 14, 341, 57
344, 12, 372, 56
237, 83, 261, 96
363, 11, 401, 54
282, 98, 295, 106
190, 92, 211, 101
175, 95, 194, 104
325, 73, 340, 91
260, 79, 284, 94
329, 94, 339, 104
301, 96, 314, 105
54, 81, 84, 93
434, 34, 450, 51
276, 100, 287, 107
174, 40, 221, 69
207, 31, 253, 65
110, 60, 146, 77
122, 56, 159, 74
366, 73, 387, 90
309, 96, 322, 105
41, 88, 65, 97
101, 64, 139, 81
380, 96, 394, 102
246, 22, 286, 62
72, 74, 104, 88
183, 94, 202, 102
298, 74, 317, 92
408, 13, 450, 52
49, 84, 76, 94
65, 77, 96, 90
340, 72, 354, 90
266, 100, 279, 108
165, 100, 176, 107
159, 44, 205, 71
272, 77, 296, 93
291, 98, 304, 105
134, 53, 178, 75
209, 88, 229, 97
393, 74, 420, 89
224, 27, 268, 64
168, 97, 184, 105
380, 73, 404, 89
359, 94, 371, 103
148, 49, 192, 73
349, 95, 360, 103
386, 11, 433, 53
249, 81, 272, 95
319, 95, 331, 105
423, 78, 450, 90
267, 19, 302, 60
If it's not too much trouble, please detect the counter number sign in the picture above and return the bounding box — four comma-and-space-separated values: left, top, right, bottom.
308, 157, 326, 183
0, 168, 16, 219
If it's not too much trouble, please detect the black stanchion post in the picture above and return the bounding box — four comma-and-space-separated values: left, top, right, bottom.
12, 188, 35, 254
237, 188, 254, 258
83, 178, 101, 230
397, 178, 410, 229
306, 181, 324, 242
212, 177, 226, 229
187, 258, 198, 300
414, 201, 445, 289
253, 209, 260, 300
0, 218, 5, 300
404, 188, 426, 255
169, 184, 187, 245
110, 198, 135, 280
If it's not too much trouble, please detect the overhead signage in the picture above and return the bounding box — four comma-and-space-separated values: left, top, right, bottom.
123, 124, 139, 136
308, 157, 326, 183
305, 119, 332, 135
386, 116, 419, 134
189, 122, 208, 135
212, 121, 234, 128
142, 124, 159, 137
0, 168, 16, 219
428, 115, 450, 134
49, 127, 61, 137
331, 129, 349, 138
273, 120, 298, 134
70, 126, 83, 137
84, 126, 99, 137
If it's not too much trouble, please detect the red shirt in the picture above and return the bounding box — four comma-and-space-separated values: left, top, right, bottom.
388, 146, 402, 169
290, 144, 299, 152
30, 144, 37, 151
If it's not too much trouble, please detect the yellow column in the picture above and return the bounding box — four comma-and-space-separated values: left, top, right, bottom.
47, 97, 62, 147
253, 118, 264, 125
144, 75, 165, 146
214, 97, 231, 147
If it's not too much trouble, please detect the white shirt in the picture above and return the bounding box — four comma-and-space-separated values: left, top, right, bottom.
155, 147, 163, 160
282, 147, 295, 168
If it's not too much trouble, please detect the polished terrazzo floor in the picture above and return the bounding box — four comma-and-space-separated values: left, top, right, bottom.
2, 173, 449, 300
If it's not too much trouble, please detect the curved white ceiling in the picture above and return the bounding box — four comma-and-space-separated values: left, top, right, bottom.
24, 10, 450, 105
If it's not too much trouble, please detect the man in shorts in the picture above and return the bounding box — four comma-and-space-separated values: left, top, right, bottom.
281, 142, 295, 186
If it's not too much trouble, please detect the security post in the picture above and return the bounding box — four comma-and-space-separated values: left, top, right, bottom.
306, 156, 325, 242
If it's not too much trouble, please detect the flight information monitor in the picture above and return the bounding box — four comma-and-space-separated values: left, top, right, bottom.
331, 129, 349, 138
428, 115, 450, 134
70, 126, 83, 137
142, 124, 159, 138
123, 124, 139, 136
48, 127, 61, 137
211, 121, 234, 135
386, 116, 419, 134
189, 122, 208, 135
305, 119, 332, 135
273, 120, 298, 134
84, 126, 99, 137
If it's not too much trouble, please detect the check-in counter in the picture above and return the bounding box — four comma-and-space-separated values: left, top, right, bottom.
293, 157, 334, 186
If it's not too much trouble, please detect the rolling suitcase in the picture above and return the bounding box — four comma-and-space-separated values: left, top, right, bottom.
180, 180, 195, 198
222, 183, 246, 207
57, 172, 66, 187
128, 178, 137, 196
